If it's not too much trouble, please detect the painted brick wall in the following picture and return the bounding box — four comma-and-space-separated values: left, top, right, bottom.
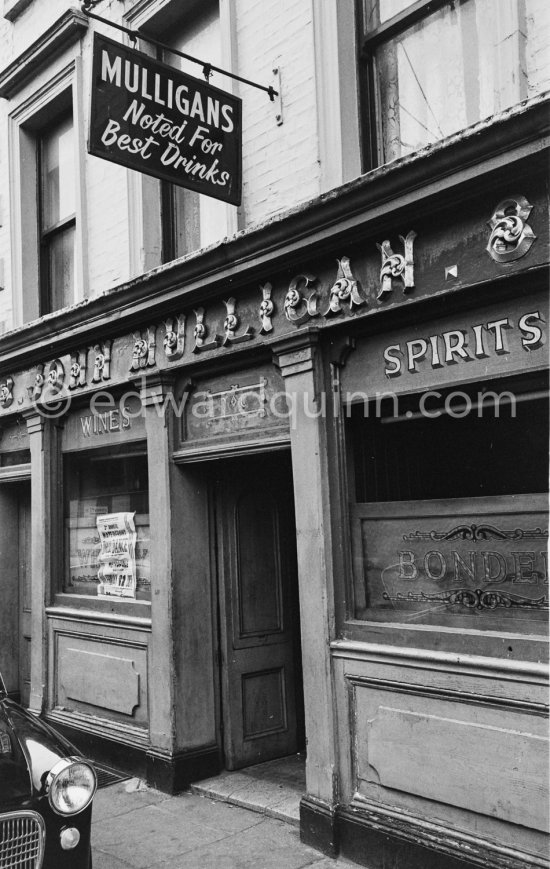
235, 0, 321, 223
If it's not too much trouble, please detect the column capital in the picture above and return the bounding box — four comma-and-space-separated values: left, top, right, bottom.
22, 408, 65, 435
22, 408, 46, 435
136, 371, 177, 408
272, 328, 320, 378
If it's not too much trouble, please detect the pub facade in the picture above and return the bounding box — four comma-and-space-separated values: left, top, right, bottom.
0, 1, 548, 867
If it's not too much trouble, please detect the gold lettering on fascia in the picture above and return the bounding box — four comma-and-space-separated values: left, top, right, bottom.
79, 410, 131, 436
383, 310, 546, 377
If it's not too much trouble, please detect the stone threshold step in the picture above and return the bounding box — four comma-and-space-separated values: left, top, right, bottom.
190, 754, 306, 828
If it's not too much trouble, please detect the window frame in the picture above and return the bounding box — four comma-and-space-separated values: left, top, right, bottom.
340, 370, 549, 658
8, 59, 88, 324
37, 111, 77, 315
357, 0, 545, 171
358, 0, 450, 168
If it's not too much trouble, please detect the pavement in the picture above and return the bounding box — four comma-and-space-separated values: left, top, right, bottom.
92, 777, 357, 869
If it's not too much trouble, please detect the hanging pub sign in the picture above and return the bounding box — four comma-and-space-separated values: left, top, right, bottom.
88, 33, 242, 205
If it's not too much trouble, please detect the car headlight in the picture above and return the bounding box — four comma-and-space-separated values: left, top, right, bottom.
46, 757, 97, 815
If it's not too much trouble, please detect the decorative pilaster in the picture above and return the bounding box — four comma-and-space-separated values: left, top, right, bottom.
139, 373, 219, 792
139, 373, 176, 758
23, 411, 63, 716
272, 330, 339, 855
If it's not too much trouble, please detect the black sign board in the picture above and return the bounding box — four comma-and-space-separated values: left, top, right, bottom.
88, 33, 242, 205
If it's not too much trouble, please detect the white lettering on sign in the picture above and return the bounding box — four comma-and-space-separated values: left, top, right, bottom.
101, 51, 235, 133
80, 410, 131, 437
383, 310, 546, 377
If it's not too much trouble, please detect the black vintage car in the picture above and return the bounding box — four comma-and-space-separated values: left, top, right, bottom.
0, 673, 96, 868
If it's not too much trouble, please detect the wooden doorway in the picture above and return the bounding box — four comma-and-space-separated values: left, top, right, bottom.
214, 452, 304, 770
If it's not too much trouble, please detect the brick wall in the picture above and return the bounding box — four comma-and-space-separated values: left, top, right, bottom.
236, 0, 320, 223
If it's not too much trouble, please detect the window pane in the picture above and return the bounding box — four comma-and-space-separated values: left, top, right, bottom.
48, 224, 75, 311
63, 448, 151, 601
41, 115, 75, 230
350, 395, 549, 502
364, 0, 417, 31
348, 392, 549, 632
173, 187, 201, 256
375, 0, 550, 163
164, 2, 227, 259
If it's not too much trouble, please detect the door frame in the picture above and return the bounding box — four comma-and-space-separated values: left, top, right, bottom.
208, 449, 305, 771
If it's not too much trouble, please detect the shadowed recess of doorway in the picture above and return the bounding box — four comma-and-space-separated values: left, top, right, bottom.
190, 752, 306, 826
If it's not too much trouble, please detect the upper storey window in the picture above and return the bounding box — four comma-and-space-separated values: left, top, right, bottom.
161, 1, 228, 261
359, 0, 550, 167
39, 113, 76, 313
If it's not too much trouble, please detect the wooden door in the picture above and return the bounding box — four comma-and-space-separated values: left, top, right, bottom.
18, 487, 32, 707
215, 455, 303, 770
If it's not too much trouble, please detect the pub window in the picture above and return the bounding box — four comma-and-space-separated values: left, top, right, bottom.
358, 0, 550, 168
160, 0, 228, 262
348, 384, 549, 633
63, 444, 150, 601
39, 112, 76, 313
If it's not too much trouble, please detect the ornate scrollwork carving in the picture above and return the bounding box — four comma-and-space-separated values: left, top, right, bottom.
204, 378, 268, 426
92, 340, 112, 382
487, 195, 536, 263
377, 231, 416, 300
284, 274, 319, 325
28, 365, 45, 402
324, 257, 366, 317
163, 315, 186, 360
223, 297, 253, 346
192, 307, 221, 354
47, 360, 65, 394
383, 587, 548, 612
0, 376, 14, 408
259, 283, 275, 334
403, 523, 548, 542
69, 350, 87, 390
130, 327, 156, 371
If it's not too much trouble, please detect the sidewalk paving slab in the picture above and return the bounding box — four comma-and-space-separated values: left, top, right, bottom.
92, 779, 359, 869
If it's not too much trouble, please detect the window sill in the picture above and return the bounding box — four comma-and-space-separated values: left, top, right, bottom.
48, 594, 152, 627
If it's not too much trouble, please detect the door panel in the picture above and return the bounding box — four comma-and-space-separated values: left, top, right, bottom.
216, 454, 303, 770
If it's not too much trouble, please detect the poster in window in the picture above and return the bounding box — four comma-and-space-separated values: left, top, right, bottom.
96, 512, 138, 599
